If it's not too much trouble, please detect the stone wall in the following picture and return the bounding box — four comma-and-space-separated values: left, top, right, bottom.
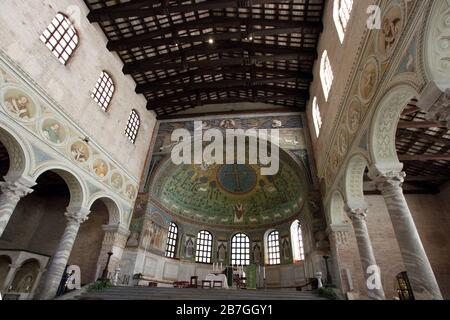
0, 0, 156, 180
306, 0, 374, 172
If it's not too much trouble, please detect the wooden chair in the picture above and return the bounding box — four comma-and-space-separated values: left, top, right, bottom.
189, 276, 198, 288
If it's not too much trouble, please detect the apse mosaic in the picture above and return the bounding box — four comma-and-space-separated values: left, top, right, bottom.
149, 154, 305, 228
143, 114, 314, 192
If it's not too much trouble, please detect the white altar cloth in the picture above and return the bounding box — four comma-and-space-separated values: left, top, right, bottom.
205, 274, 229, 289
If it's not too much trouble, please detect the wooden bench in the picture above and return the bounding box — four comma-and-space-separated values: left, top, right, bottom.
213, 281, 223, 288
173, 281, 190, 288
201, 280, 212, 288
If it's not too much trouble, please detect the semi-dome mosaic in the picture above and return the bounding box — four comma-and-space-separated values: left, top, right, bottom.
150, 150, 305, 228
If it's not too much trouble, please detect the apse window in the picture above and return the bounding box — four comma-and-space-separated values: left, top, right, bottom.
165, 222, 178, 259
320, 51, 334, 101
40, 13, 78, 65
291, 220, 305, 262
312, 97, 322, 138
195, 230, 213, 264
91, 71, 115, 111
124, 109, 140, 144
267, 230, 281, 265
334, 0, 354, 43
231, 233, 250, 266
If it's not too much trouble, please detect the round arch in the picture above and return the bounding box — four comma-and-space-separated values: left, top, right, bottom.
87, 193, 123, 225
0, 124, 33, 180
32, 162, 89, 208
422, 0, 450, 91
344, 153, 370, 209
230, 232, 251, 266
327, 189, 347, 224
10, 258, 40, 293
368, 84, 418, 173
0, 254, 12, 289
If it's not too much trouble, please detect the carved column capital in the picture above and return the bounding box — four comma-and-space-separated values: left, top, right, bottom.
0, 180, 34, 201
345, 207, 368, 222
370, 170, 406, 196
65, 207, 90, 226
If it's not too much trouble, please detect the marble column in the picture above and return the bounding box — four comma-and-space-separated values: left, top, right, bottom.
372, 171, 443, 300
1, 263, 20, 292
346, 207, 386, 300
38, 207, 89, 300
0, 180, 34, 237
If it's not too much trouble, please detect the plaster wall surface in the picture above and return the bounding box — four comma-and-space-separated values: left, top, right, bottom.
0, 0, 156, 180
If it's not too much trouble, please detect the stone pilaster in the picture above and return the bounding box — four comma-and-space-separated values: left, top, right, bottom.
38, 207, 89, 300
96, 224, 130, 278
0, 179, 34, 237
371, 170, 443, 300
327, 223, 358, 294
1, 263, 20, 292
346, 207, 386, 300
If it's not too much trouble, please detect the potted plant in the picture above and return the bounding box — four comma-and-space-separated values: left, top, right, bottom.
132, 273, 143, 286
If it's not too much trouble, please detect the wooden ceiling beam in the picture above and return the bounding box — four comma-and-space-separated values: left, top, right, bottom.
136, 75, 311, 93
398, 154, 450, 161
122, 41, 312, 74
397, 120, 447, 129
88, 0, 297, 22
136, 66, 310, 88
147, 86, 308, 109
108, 27, 320, 51
397, 130, 450, 147
150, 95, 305, 111
106, 19, 322, 51
123, 51, 315, 74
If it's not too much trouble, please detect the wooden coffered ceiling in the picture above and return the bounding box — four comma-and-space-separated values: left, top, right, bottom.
83, 0, 325, 117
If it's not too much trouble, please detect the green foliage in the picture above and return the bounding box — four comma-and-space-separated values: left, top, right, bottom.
86, 279, 113, 292
317, 287, 338, 300
133, 273, 143, 280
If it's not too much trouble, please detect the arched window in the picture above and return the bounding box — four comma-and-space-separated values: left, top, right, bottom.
125, 109, 140, 144
333, 0, 354, 43
320, 51, 334, 101
195, 230, 212, 264
312, 97, 322, 137
40, 13, 78, 65
92, 71, 115, 111
165, 222, 178, 259
291, 220, 305, 263
267, 230, 281, 265
231, 233, 250, 266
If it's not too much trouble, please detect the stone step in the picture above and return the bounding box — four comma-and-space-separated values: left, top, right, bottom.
78, 286, 325, 300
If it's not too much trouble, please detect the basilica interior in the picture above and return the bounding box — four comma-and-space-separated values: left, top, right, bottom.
0, 0, 449, 301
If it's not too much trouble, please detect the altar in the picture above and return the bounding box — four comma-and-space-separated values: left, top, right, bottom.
204, 273, 229, 289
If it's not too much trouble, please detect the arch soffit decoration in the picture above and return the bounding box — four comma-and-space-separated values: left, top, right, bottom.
326, 189, 346, 225
344, 153, 370, 210
368, 83, 418, 173
0, 123, 33, 182
31, 161, 89, 209
87, 193, 125, 226
421, 0, 450, 91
